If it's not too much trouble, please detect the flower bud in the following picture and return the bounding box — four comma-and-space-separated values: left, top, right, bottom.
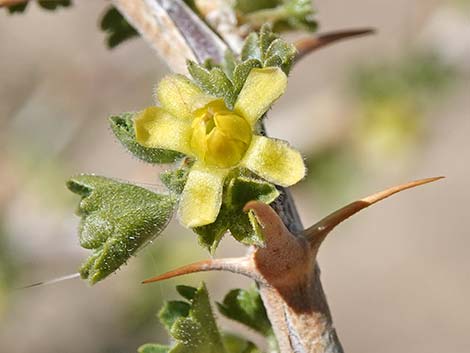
190, 100, 252, 169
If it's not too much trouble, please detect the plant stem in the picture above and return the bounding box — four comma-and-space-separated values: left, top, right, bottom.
113, 1, 344, 352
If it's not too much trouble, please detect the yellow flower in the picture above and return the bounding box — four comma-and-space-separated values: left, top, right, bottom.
135, 67, 305, 228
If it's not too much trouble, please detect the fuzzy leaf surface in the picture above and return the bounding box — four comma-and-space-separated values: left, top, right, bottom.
167, 283, 226, 353
67, 175, 175, 284
217, 287, 272, 336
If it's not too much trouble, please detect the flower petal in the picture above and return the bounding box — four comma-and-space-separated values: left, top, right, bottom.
234, 67, 287, 126
134, 106, 193, 155
214, 113, 252, 144
241, 136, 305, 187
178, 162, 229, 228
156, 74, 215, 119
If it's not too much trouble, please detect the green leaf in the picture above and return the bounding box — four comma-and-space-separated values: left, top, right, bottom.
160, 161, 193, 195
222, 51, 237, 80
159, 301, 191, 331
217, 286, 272, 336
176, 285, 198, 301
138, 344, 171, 353
241, 33, 261, 61
265, 38, 297, 73
67, 175, 175, 284
168, 283, 226, 353
259, 24, 279, 61
194, 175, 279, 253
239, 26, 296, 76
100, 6, 138, 49
187, 61, 235, 108
109, 112, 183, 164
232, 59, 262, 95
144, 283, 264, 353
222, 333, 262, 353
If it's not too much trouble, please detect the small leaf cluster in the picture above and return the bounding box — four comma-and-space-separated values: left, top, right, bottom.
140, 283, 270, 353
235, 0, 318, 32
6, 0, 71, 14
188, 24, 297, 109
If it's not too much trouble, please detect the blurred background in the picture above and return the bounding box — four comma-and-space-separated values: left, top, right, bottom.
0, 0, 469, 352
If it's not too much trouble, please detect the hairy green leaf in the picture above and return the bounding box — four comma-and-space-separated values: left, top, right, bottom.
144, 283, 263, 353
159, 301, 191, 331
67, 175, 175, 284
109, 112, 183, 164
241, 33, 262, 61
217, 287, 272, 336
239, 25, 297, 74
187, 61, 236, 108
160, 161, 193, 195
232, 59, 263, 95
169, 283, 226, 353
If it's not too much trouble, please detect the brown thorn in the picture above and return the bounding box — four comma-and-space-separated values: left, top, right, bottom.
243, 200, 291, 244
142, 257, 259, 284
304, 177, 445, 247
295, 28, 376, 62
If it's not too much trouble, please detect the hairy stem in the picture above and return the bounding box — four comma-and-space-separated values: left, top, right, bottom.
113, 2, 344, 352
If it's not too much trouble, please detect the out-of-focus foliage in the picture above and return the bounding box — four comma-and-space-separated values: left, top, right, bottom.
100, 6, 138, 49
140, 283, 262, 353
351, 50, 456, 159
6, 0, 71, 14
307, 49, 458, 203
67, 175, 175, 284
0, 220, 18, 317
235, 0, 318, 32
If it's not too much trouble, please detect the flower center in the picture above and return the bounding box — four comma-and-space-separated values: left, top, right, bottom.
190, 100, 252, 169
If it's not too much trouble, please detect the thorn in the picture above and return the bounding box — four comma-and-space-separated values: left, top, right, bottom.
17, 273, 81, 290
243, 201, 291, 244
295, 28, 376, 61
304, 177, 444, 247
142, 257, 257, 284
